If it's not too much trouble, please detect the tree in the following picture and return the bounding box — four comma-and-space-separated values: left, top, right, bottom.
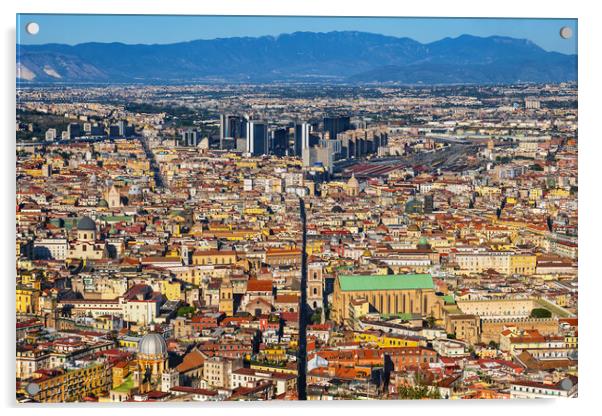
397, 373, 442, 400
530, 308, 552, 318
546, 216, 554, 232
177, 305, 195, 317
425, 314, 437, 329
310, 309, 322, 324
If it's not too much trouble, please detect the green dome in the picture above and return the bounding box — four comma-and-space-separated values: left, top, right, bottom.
417, 236, 431, 250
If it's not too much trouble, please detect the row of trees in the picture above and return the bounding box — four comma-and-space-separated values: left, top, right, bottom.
397, 384, 442, 400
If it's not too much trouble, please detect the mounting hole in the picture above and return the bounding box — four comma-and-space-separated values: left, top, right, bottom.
26, 22, 40, 35
559, 26, 572, 40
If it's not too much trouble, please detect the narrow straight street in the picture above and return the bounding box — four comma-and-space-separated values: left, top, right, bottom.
297, 197, 308, 400
139, 136, 165, 189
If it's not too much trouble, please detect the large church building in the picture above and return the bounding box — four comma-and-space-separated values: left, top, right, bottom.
331, 273, 443, 324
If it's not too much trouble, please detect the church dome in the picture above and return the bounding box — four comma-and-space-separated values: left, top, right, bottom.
417, 236, 431, 250
77, 216, 96, 231
138, 333, 167, 356
347, 173, 360, 188
408, 224, 420, 232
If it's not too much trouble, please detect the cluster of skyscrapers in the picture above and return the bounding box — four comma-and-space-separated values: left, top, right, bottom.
47, 119, 135, 141
217, 114, 386, 172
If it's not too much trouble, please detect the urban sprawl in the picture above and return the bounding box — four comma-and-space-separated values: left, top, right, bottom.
16, 83, 578, 402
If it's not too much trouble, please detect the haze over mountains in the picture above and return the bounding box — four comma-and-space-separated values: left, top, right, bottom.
17, 31, 577, 84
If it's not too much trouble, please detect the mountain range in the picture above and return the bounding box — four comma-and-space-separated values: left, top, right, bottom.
16, 31, 577, 84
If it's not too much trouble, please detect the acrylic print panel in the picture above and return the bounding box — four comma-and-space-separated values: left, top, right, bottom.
15, 14, 578, 403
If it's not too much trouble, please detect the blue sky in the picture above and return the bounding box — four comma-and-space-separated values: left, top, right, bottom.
17, 15, 577, 54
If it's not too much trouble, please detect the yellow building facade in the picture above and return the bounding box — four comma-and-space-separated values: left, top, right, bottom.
25, 362, 111, 403
353, 332, 420, 348
16, 286, 40, 314
192, 249, 237, 266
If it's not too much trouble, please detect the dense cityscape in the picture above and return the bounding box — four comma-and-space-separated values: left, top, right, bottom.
16, 81, 578, 402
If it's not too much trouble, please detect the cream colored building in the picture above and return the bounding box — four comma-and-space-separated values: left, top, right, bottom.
67, 216, 108, 260
455, 249, 536, 275
203, 356, 242, 389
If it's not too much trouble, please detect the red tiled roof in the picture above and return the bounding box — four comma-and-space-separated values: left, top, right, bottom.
247, 279, 273, 292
